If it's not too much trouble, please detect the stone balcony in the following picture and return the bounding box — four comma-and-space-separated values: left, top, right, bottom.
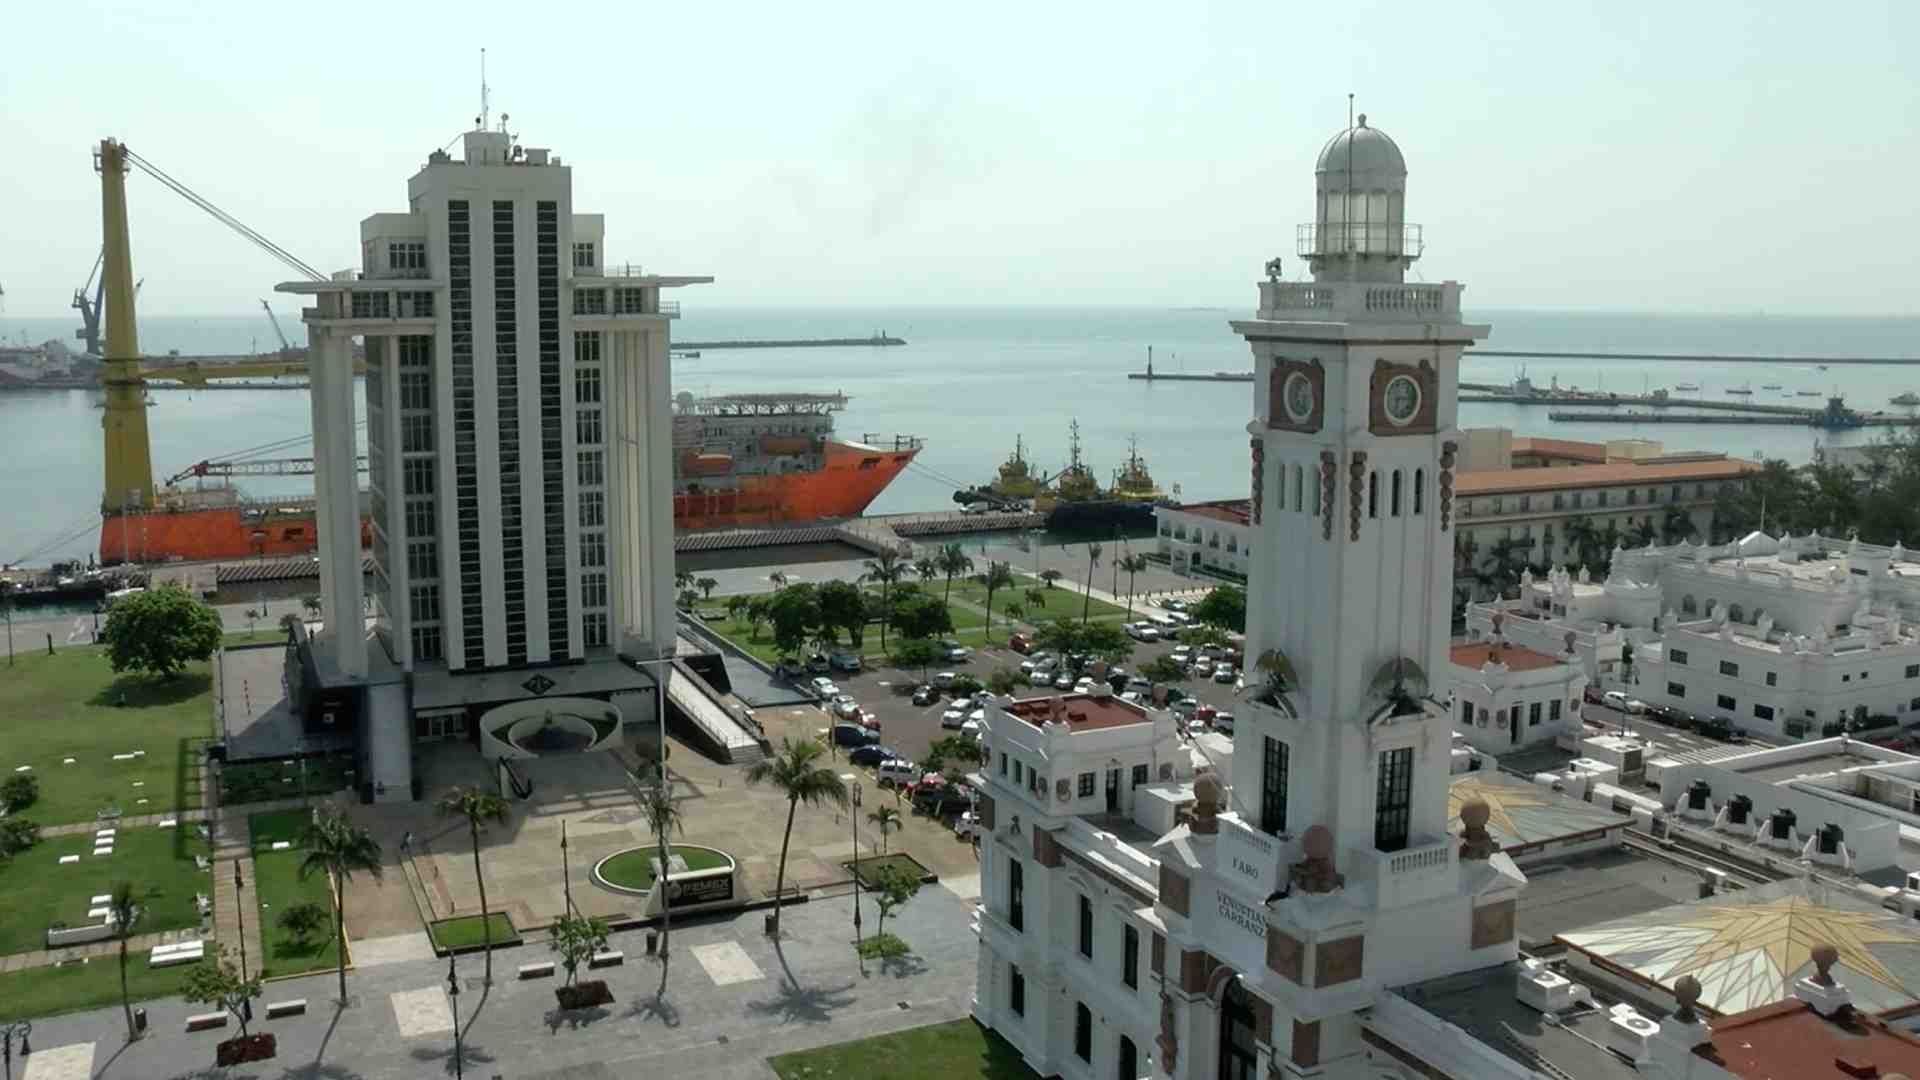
1256, 280, 1461, 324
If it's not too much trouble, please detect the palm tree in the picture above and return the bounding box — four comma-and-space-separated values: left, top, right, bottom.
1081, 542, 1103, 623
631, 761, 686, 998
1117, 553, 1150, 617
867, 805, 903, 855
769, 570, 788, 589
674, 570, 695, 594
298, 807, 383, 1002
744, 737, 848, 938
913, 558, 938, 585
107, 880, 142, 1039
436, 786, 510, 984
936, 543, 974, 607
1005, 601, 1026, 626
696, 577, 719, 600
981, 561, 1015, 636
1025, 586, 1047, 612
863, 549, 906, 652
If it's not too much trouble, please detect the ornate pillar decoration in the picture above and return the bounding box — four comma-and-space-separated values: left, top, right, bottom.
1156, 988, 1179, 1073
1348, 451, 1368, 542
1250, 438, 1265, 525
1439, 440, 1458, 531
1319, 451, 1336, 541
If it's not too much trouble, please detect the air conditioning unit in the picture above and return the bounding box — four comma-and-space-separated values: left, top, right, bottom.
1607, 1004, 1658, 1063
1517, 962, 1579, 1012
1727, 794, 1753, 826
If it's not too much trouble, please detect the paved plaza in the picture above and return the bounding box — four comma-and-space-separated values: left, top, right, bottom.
15, 885, 981, 1080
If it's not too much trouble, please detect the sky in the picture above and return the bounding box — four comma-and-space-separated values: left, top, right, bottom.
2, 0, 1916, 317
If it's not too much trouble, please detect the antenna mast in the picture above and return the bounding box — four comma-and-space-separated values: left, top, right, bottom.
480, 48, 490, 131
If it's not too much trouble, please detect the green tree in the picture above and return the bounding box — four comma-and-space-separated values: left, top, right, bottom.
888, 590, 954, 642
1116, 553, 1151, 617
816, 580, 869, 648
866, 805, 902, 854
724, 594, 751, 625
435, 786, 510, 984
768, 583, 822, 657
675, 570, 696, 594
986, 667, 1021, 695
0, 773, 36, 811
298, 807, 383, 1002
1034, 618, 1088, 658
1025, 586, 1048, 610
862, 549, 906, 652
1660, 506, 1698, 544
1190, 586, 1247, 633
0, 817, 40, 856
548, 913, 611, 987
631, 759, 685, 998
745, 738, 848, 938
936, 543, 974, 607
98, 584, 223, 678
182, 946, 264, 1038
1079, 620, 1134, 665
1080, 543, 1103, 622
1141, 655, 1188, 683
913, 557, 938, 585
869, 863, 922, 943
302, 594, 323, 617
276, 900, 330, 950
1005, 601, 1026, 625
1039, 569, 1063, 589
107, 881, 143, 1039
677, 588, 701, 611
981, 561, 1015, 637
891, 638, 942, 683
922, 733, 984, 777
742, 595, 772, 639
1625, 519, 1658, 548
696, 576, 719, 600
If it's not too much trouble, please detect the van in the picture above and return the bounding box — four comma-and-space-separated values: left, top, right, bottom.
876, 759, 919, 787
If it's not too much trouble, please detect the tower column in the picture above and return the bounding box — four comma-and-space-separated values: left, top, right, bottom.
309, 314, 366, 678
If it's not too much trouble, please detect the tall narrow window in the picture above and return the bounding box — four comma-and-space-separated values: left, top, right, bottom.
1368, 471, 1379, 519
1122, 924, 1139, 989
1261, 737, 1289, 835
1375, 747, 1414, 851
1075, 1004, 1092, 1062
1008, 859, 1024, 932
1311, 468, 1321, 515
1391, 470, 1403, 516
1078, 894, 1093, 958
1413, 468, 1425, 514
1010, 965, 1025, 1016
1274, 461, 1284, 508
1293, 463, 1304, 512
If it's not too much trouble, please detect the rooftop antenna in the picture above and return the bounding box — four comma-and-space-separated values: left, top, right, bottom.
480, 48, 490, 131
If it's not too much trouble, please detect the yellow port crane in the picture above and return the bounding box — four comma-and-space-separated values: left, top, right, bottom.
96, 138, 327, 514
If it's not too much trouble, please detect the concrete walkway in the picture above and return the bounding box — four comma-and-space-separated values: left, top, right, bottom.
41, 810, 206, 837
213, 854, 264, 975
0, 926, 206, 974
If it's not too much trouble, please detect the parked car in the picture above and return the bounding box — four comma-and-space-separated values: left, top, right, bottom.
1584, 686, 1606, 705
1008, 633, 1034, 654
1027, 669, 1053, 686
953, 811, 983, 839
810, 676, 840, 697
1170, 698, 1198, 719
941, 706, 969, 728
1126, 622, 1160, 642
912, 684, 939, 706
939, 639, 972, 661
913, 784, 974, 817
1053, 672, 1075, 690
830, 652, 863, 673
831, 695, 861, 719
1602, 690, 1631, 711
1211, 711, 1236, 735
848, 744, 899, 766
877, 759, 920, 787
961, 716, 984, 736
933, 671, 958, 688
1191, 660, 1214, 678
1213, 664, 1237, 684
1120, 690, 1144, 705
806, 654, 832, 674
1162, 598, 1189, 613
1171, 644, 1193, 661
1624, 698, 1650, 715
1127, 677, 1152, 694
831, 723, 880, 747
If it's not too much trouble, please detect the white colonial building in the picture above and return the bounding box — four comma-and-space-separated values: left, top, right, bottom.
276, 125, 709, 800
974, 117, 1534, 1080
1446, 639, 1586, 756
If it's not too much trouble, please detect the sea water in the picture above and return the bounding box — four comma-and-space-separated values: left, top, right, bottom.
2, 307, 1917, 565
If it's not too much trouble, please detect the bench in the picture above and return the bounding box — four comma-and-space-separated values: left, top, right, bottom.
150, 941, 205, 968
589, 950, 625, 969
185, 1012, 228, 1032
265, 999, 307, 1019
517, 961, 556, 980
90, 894, 113, 905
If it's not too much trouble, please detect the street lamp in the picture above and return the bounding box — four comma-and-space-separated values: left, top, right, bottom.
0, 1020, 29, 1080
234, 860, 250, 983
447, 952, 463, 1080
851, 781, 864, 970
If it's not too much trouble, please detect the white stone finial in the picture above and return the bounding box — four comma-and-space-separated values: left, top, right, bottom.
1357, 113, 1368, 127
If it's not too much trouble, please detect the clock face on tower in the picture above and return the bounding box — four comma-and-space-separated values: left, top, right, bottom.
1382, 375, 1421, 426
1266, 358, 1324, 433
1283, 372, 1316, 424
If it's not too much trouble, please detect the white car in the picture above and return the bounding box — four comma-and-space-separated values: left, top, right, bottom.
1214, 665, 1237, 684
1171, 644, 1192, 661
876, 759, 919, 787
933, 671, 957, 688
1126, 622, 1160, 642
832, 698, 861, 719
960, 716, 983, 736
1027, 669, 1052, 686
810, 677, 839, 697
953, 810, 982, 839
941, 707, 968, 728
1211, 712, 1236, 735
1053, 672, 1075, 690
1192, 660, 1214, 678
1120, 690, 1144, 705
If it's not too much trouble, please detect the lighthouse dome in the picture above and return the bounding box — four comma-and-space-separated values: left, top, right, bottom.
1315, 116, 1406, 187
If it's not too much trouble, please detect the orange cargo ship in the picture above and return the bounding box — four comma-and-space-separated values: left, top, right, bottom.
100, 391, 919, 563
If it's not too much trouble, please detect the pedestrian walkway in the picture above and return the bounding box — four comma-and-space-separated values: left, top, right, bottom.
0, 926, 204, 974
212, 853, 262, 973
41, 809, 206, 837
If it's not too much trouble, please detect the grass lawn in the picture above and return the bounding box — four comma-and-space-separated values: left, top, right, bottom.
954, 578, 1131, 623
428, 912, 519, 951
220, 755, 355, 806
845, 852, 932, 889
247, 808, 314, 851
768, 1019, 1038, 1080
252, 847, 339, 977
596, 844, 731, 892
0, 953, 200, 1024
0, 825, 210, 956
0, 648, 212, 826
222, 630, 287, 647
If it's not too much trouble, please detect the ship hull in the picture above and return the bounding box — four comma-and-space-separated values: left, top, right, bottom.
675, 439, 919, 529
1043, 499, 1158, 533
100, 504, 371, 565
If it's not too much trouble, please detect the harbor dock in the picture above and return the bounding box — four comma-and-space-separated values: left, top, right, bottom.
1464, 349, 1920, 365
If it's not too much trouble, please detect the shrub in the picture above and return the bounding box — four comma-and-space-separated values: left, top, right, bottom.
948, 675, 984, 697
0, 774, 36, 812
276, 901, 331, 947
0, 818, 40, 855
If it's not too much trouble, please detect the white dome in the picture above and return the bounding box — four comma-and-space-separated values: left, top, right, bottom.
1315, 116, 1406, 185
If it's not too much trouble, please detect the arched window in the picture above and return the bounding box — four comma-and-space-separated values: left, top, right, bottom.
1369, 471, 1379, 519
1391, 470, 1404, 517
1118, 1036, 1137, 1080
1727, 603, 1745, 624
1274, 461, 1285, 508
1681, 594, 1697, 615
1413, 468, 1425, 514
1294, 464, 1304, 513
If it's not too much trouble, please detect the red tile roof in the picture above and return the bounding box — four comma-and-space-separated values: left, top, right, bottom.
1170, 500, 1251, 526
1457, 457, 1759, 496
1510, 437, 1609, 463
1450, 641, 1564, 673
1006, 693, 1150, 732
1697, 999, 1920, 1078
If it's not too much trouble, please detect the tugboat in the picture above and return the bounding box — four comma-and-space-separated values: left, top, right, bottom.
1033, 421, 1157, 533
1109, 435, 1165, 503
990, 435, 1046, 502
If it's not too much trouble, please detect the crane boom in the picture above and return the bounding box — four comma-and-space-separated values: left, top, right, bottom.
260, 299, 293, 352
166, 455, 368, 486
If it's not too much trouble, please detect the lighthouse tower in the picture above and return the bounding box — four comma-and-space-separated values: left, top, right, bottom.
1142, 117, 1521, 1080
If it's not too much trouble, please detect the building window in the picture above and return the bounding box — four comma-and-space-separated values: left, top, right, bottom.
1908, 664, 1920, 679
407, 540, 438, 580
999, 753, 1008, 776
1765, 671, 1777, 687
403, 457, 435, 496
405, 499, 436, 536
1719, 660, 1739, 677
573, 288, 608, 316
1413, 468, 1424, 514
1293, 463, 1304, 513
581, 534, 606, 568
1459, 699, 1473, 727
580, 491, 606, 529
1122, 924, 1139, 989
401, 413, 434, 453
1078, 895, 1093, 958
1671, 648, 1689, 665
1131, 763, 1148, 788
1518, 494, 1531, 512
1668, 682, 1687, 698
581, 571, 608, 609
572, 242, 594, 270
1597, 490, 1610, 508
1368, 471, 1378, 519
410, 623, 442, 662
409, 583, 440, 623
1553, 493, 1565, 510
577, 409, 603, 446
1074, 1003, 1092, 1063
1009, 965, 1025, 1016
1077, 772, 1095, 799
1754, 703, 1775, 721
1374, 747, 1414, 852
615, 287, 647, 314
1013, 760, 1022, 783
1717, 694, 1737, 711
1528, 701, 1542, 727
1008, 859, 1023, 932
576, 365, 602, 405
578, 449, 605, 488
1261, 737, 1289, 835
583, 611, 608, 647
1390, 470, 1403, 516
388, 240, 426, 272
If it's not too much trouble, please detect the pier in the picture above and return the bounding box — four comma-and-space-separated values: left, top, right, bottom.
1464, 349, 1920, 365
1126, 371, 1253, 382
1549, 410, 1920, 428
671, 334, 905, 350
1458, 383, 1815, 416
